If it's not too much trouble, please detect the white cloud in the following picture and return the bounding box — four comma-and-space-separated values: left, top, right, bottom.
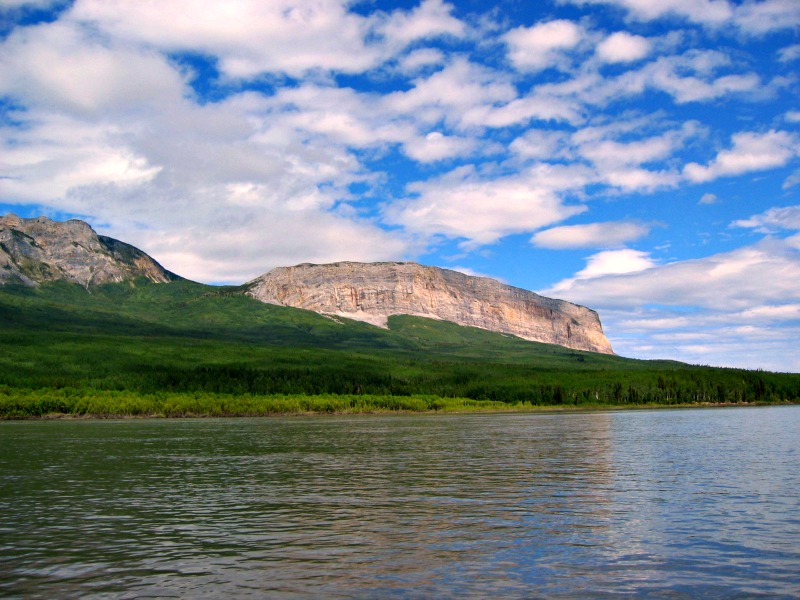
684, 130, 797, 183
403, 131, 476, 163
532, 221, 650, 249
509, 129, 572, 160
565, 0, 800, 36
571, 118, 698, 190
544, 238, 800, 369
699, 192, 718, 204
503, 19, 584, 72
732, 204, 800, 232
69, 0, 376, 77
66, 0, 467, 79
139, 208, 410, 285
785, 111, 800, 123
477, 90, 585, 128
566, 248, 657, 282
534, 48, 762, 109
385, 164, 590, 246
0, 0, 63, 8
596, 32, 651, 63
644, 53, 761, 104
0, 21, 185, 115
783, 170, 800, 190
397, 48, 446, 73
779, 44, 800, 62
377, 0, 466, 47
562, 0, 733, 26
733, 0, 800, 36
545, 238, 800, 311
446, 265, 506, 281
383, 58, 517, 129
0, 113, 162, 203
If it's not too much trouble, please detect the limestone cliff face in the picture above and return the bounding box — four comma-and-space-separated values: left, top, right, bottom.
0, 214, 176, 287
247, 262, 614, 354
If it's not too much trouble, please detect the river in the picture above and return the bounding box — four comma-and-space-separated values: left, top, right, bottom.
1, 406, 799, 598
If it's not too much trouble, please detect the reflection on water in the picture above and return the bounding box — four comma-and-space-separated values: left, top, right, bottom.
1, 407, 799, 598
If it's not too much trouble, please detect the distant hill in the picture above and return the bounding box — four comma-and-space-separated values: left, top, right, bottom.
0, 214, 177, 287
1, 215, 798, 415
1, 214, 612, 354
248, 262, 614, 354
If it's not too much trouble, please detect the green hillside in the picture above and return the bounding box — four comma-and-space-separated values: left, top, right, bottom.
1, 279, 798, 417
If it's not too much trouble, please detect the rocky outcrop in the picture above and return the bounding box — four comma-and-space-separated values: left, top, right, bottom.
0, 214, 177, 287
247, 262, 614, 354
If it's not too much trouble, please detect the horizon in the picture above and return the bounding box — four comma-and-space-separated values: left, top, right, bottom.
1, 0, 799, 371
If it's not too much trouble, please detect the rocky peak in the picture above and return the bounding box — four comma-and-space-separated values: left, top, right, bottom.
0, 214, 176, 287
247, 261, 614, 354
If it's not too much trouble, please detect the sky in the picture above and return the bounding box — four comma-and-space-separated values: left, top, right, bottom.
1, 0, 799, 371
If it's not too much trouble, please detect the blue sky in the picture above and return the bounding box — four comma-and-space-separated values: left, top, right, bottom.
1, 0, 799, 371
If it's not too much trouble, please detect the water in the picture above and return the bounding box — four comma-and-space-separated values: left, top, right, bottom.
1, 406, 799, 598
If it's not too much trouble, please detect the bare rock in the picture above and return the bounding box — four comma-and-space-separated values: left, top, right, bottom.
0, 214, 176, 287
247, 262, 614, 354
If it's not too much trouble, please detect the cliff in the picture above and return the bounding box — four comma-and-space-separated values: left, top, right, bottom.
0, 214, 177, 287
247, 262, 614, 354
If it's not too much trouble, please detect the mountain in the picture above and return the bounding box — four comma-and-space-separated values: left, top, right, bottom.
1, 214, 612, 354
0, 214, 177, 287
246, 262, 614, 355
1, 214, 797, 415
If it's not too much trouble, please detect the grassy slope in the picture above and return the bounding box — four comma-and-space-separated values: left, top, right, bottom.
1, 279, 798, 417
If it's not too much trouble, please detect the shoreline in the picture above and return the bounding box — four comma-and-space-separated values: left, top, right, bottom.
3, 399, 795, 421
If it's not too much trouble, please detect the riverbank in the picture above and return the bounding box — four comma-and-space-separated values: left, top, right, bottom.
1, 388, 794, 420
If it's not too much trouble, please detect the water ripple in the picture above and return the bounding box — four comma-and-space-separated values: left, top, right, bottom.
1, 407, 799, 598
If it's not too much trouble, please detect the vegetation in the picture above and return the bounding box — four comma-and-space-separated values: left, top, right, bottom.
1, 279, 798, 418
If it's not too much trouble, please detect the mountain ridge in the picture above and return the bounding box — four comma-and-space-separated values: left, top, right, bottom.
0, 214, 177, 287
247, 261, 614, 354
1, 213, 613, 355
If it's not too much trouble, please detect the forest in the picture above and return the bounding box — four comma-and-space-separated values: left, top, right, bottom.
1, 279, 798, 418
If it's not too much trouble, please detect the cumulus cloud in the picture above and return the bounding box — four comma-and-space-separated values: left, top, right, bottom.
561, 248, 657, 283
562, 0, 733, 26
1, 0, 65, 8
0, 113, 162, 203
2, 0, 799, 369
509, 129, 572, 160
570, 118, 698, 190
684, 130, 797, 183
783, 171, 800, 190
564, 0, 800, 36
383, 58, 517, 130
532, 48, 762, 109
385, 164, 589, 246
377, 0, 466, 47
545, 239, 800, 312
67, 0, 466, 78
403, 131, 476, 163
0, 21, 185, 115
699, 192, 719, 204
543, 238, 800, 368
732, 204, 800, 232
531, 221, 651, 248
596, 32, 651, 63
733, 0, 800, 36
503, 19, 584, 72
779, 44, 800, 62
397, 47, 446, 73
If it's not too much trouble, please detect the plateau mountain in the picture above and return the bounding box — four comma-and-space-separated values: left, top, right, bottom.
1, 214, 613, 354
246, 262, 614, 355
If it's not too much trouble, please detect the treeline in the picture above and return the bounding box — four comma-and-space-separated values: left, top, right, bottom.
0, 388, 512, 418
1, 361, 798, 418
1, 279, 799, 418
